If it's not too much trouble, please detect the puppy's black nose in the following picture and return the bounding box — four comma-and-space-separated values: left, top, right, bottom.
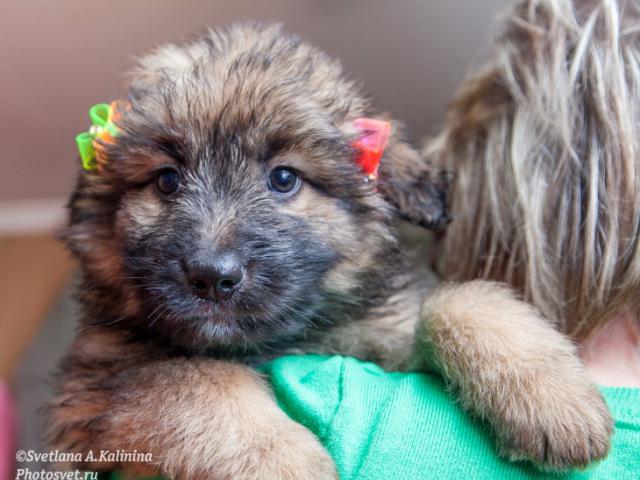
187, 252, 244, 301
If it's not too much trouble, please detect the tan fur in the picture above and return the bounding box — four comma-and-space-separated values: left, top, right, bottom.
48, 330, 336, 480
287, 185, 391, 295
118, 189, 164, 229
302, 279, 613, 469
413, 281, 612, 469
116, 153, 179, 184
126, 25, 368, 155
294, 280, 425, 370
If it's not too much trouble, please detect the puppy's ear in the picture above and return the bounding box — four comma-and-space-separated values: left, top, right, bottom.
377, 128, 452, 229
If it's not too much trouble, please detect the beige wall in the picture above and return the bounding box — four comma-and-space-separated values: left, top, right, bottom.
0, 0, 511, 202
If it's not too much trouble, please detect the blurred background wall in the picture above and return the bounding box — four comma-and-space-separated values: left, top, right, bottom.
0, 0, 510, 206
0, 0, 513, 466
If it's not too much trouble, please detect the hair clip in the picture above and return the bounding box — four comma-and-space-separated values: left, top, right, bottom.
75, 101, 127, 171
351, 118, 391, 180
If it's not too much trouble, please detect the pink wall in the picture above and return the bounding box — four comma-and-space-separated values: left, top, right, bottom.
0, 0, 510, 202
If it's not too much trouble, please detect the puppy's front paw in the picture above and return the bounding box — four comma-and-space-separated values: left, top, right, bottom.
496, 377, 613, 470
417, 281, 614, 470
255, 420, 337, 480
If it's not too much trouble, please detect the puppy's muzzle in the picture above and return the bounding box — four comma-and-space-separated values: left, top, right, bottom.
186, 251, 244, 302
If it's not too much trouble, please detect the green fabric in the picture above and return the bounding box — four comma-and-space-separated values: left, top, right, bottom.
260, 355, 640, 480
108, 354, 639, 479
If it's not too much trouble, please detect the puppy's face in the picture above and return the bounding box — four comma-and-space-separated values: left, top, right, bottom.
66, 25, 448, 352
109, 108, 386, 352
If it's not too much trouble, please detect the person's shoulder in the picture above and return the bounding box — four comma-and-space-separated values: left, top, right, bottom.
262, 355, 640, 480
263, 355, 525, 479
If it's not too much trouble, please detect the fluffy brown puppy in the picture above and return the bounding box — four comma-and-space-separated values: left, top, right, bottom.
47, 23, 611, 479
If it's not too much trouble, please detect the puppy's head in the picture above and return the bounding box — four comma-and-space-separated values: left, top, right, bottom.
66, 24, 449, 352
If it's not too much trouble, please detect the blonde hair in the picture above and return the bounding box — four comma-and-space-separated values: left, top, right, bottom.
428, 0, 640, 337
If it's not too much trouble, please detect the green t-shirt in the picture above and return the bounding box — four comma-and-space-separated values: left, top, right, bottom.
261, 355, 640, 480
108, 354, 639, 479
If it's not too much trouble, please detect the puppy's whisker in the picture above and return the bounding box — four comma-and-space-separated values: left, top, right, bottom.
77, 314, 128, 332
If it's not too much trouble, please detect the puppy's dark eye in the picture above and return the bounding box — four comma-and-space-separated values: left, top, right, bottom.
156, 168, 181, 195
268, 167, 300, 195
